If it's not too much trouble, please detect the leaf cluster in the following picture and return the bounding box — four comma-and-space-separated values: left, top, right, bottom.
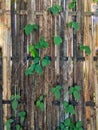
79, 45, 91, 55
5, 95, 26, 130
18, 111, 26, 124
36, 95, 44, 111
63, 101, 75, 114
5, 119, 14, 130
24, 24, 39, 36
67, 21, 79, 30
35, 37, 49, 49
48, 4, 62, 15
25, 55, 51, 75
57, 119, 83, 130
51, 85, 62, 99
69, 85, 81, 101
25, 36, 51, 76
10, 94, 20, 111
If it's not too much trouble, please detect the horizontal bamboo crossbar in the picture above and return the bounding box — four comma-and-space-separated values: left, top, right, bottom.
0, 9, 98, 16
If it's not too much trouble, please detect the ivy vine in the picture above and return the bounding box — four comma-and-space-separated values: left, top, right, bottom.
5, 94, 26, 130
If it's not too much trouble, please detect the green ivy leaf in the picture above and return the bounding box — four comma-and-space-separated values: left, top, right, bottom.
80, 45, 91, 55
25, 68, 34, 75
34, 57, 40, 64
25, 64, 35, 76
68, 105, 75, 114
39, 102, 44, 111
16, 124, 22, 130
36, 100, 41, 107
54, 90, 61, 99
51, 85, 61, 99
67, 22, 79, 30
79, 128, 84, 130
12, 100, 18, 111
76, 121, 82, 128
42, 56, 51, 67
56, 85, 62, 90
39, 95, 44, 101
67, 22, 73, 28
10, 95, 15, 100
70, 122, 75, 129
35, 37, 49, 49
24, 24, 33, 35
68, 2, 75, 9
29, 45, 38, 58
64, 128, 69, 130
72, 22, 79, 30
64, 103, 75, 114
35, 64, 43, 75
59, 123, 65, 129
48, 4, 62, 15
8, 119, 14, 123
51, 88, 56, 93
74, 85, 81, 92
53, 36, 63, 45
73, 90, 80, 101
5, 119, 14, 130
69, 87, 74, 94
18, 111, 26, 124
64, 118, 71, 127
74, 128, 78, 130
16, 95, 21, 100
24, 24, 39, 35
63, 101, 68, 107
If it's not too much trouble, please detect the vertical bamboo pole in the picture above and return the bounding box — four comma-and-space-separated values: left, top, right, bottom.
0, 51, 3, 130
0, 0, 11, 126
95, 24, 98, 130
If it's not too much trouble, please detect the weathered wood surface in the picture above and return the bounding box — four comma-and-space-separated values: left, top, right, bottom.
0, 0, 97, 130
0, 1, 11, 129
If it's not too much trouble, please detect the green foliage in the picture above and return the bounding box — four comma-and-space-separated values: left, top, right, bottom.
35, 37, 49, 49
5, 119, 14, 130
16, 124, 22, 130
53, 36, 63, 46
80, 45, 91, 55
93, 0, 98, 2
76, 121, 82, 128
10, 94, 20, 111
25, 63, 35, 75
36, 95, 44, 111
25, 61, 43, 76
35, 64, 43, 75
67, 21, 79, 30
6, 95, 26, 130
68, 0, 76, 9
25, 55, 51, 76
51, 85, 62, 99
42, 56, 51, 67
25, 36, 50, 76
63, 101, 75, 114
56, 119, 83, 130
18, 111, 26, 124
69, 85, 81, 101
24, 24, 39, 35
48, 4, 62, 15
28, 45, 39, 58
